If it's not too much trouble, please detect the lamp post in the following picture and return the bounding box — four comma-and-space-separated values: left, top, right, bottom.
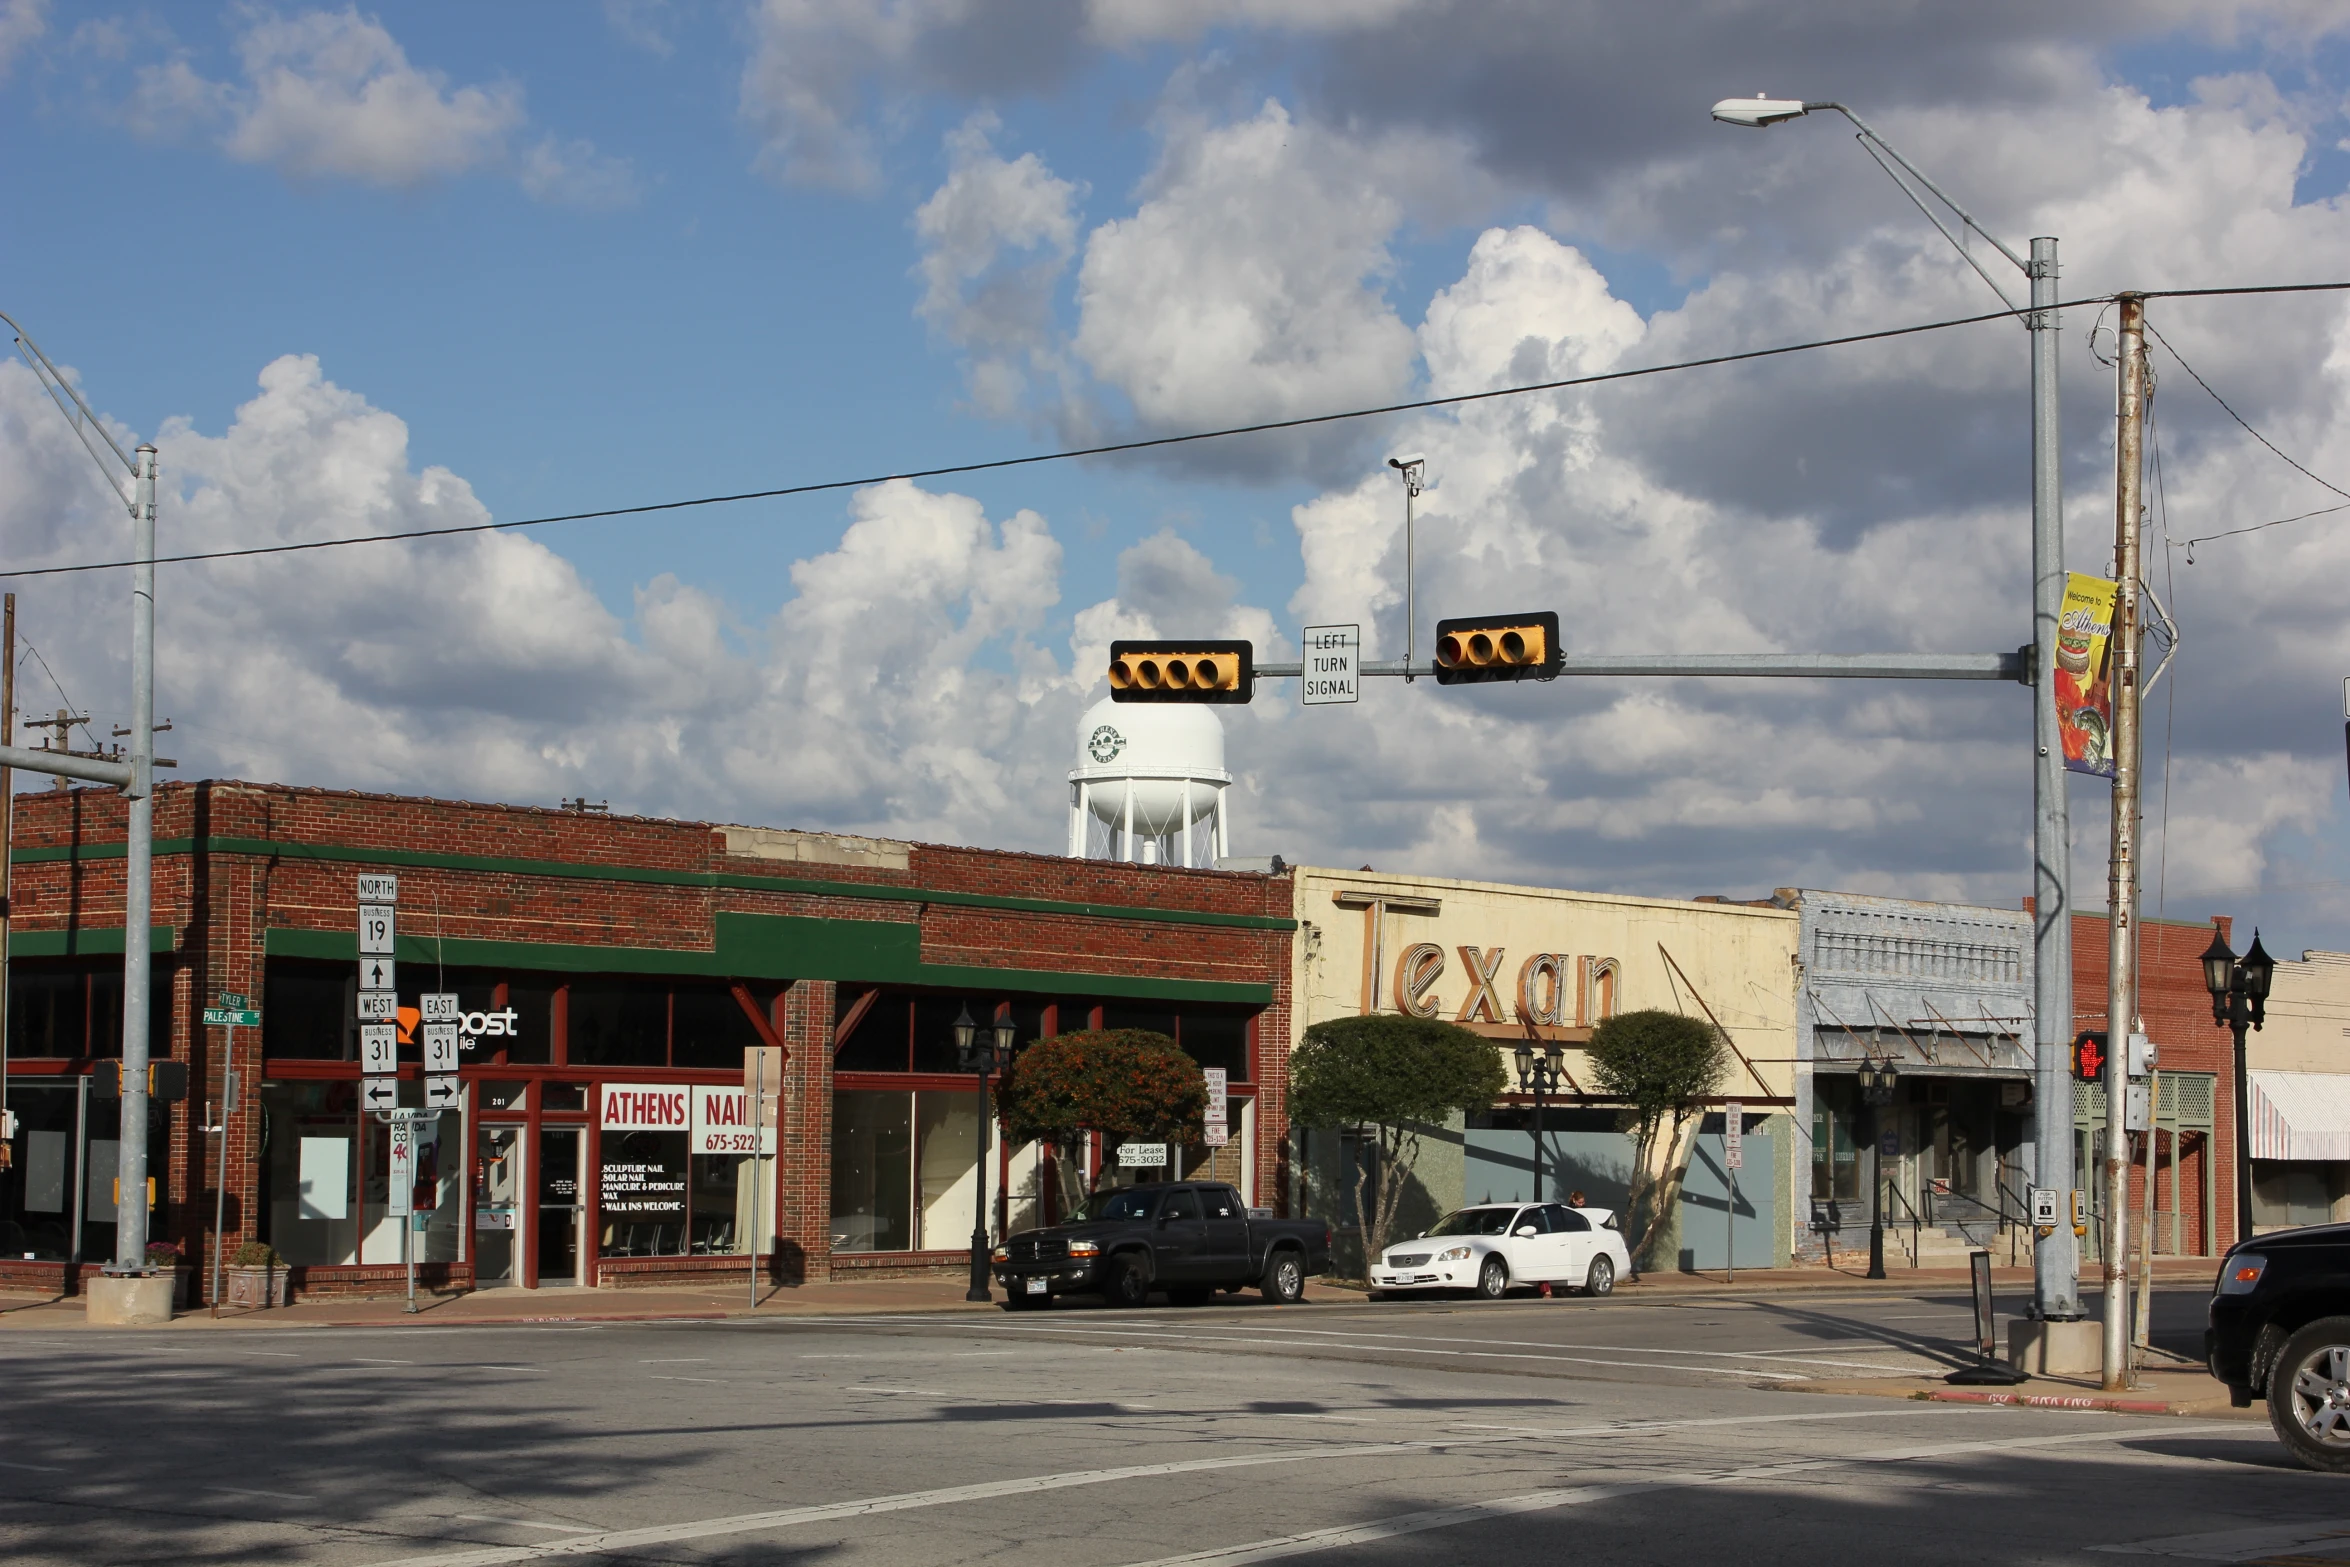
2201, 926, 2275, 1250
1857, 1058, 1901, 1280
956, 1005, 1019, 1303
1514, 1042, 1567, 1204
1709, 97, 2075, 1320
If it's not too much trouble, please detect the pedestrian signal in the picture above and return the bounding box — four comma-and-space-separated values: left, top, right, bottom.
2070, 1030, 2108, 1083
1108, 641, 1253, 703
1433, 612, 1560, 685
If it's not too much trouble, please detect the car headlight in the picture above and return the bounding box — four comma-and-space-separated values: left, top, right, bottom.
2220, 1254, 2267, 1295
990, 1246, 1009, 1263
1438, 1246, 1473, 1262
1068, 1240, 1101, 1258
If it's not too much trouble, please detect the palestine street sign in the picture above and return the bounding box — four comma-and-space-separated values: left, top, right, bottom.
1301, 623, 1360, 706
201, 1006, 261, 1028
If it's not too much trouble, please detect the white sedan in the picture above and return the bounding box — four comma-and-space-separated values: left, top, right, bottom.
1371, 1201, 1631, 1299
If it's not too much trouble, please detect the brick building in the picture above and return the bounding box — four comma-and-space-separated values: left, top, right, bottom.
0, 780, 1295, 1300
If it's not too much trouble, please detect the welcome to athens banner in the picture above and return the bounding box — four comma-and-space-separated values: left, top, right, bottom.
2057, 572, 2119, 778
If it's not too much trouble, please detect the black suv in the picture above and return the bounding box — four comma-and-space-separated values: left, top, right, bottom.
2208, 1221, 2350, 1472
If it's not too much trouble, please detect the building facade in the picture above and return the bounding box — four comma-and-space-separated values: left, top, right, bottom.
0, 781, 1295, 1298
2245, 948, 2350, 1232
1285, 866, 1801, 1272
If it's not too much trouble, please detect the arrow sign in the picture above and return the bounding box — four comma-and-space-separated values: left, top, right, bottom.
361, 1077, 399, 1112
425, 1075, 461, 1109
359, 956, 396, 993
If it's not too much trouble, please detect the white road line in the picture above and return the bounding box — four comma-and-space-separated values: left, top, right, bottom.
0, 1459, 62, 1471
208, 1486, 315, 1503
954, 1321, 1815, 1380
650, 1376, 731, 1385
353, 1357, 415, 1365
365, 1408, 1956, 1567
476, 1365, 547, 1373
638, 1358, 709, 1363
1113, 1423, 2257, 1567
1185, 1322, 1942, 1375
449, 1515, 598, 1535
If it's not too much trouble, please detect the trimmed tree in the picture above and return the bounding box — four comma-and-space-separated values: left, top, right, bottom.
1584, 1008, 1726, 1269
995, 1029, 1207, 1208
1288, 1013, 1508, 1267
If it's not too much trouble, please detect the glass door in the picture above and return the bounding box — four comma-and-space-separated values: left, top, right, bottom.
536, 1126, 583, 1287
474, 1123, 523, 1286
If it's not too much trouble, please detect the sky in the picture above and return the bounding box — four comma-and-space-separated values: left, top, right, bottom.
3, 1, 2350, 956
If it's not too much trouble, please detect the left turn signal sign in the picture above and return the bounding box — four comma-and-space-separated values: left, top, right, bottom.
1108, 641, 1253, 703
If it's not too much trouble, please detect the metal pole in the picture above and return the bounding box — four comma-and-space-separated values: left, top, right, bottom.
2102, 293, 2147, 1392
1531, 1073, 1545, 1205
2136, 1065, 2158, 1354
113, 445, 157, 1275
1403, 482, 1415, 684
0, 592, 13, 1199
2030, 235, 2081, 1324
1867, 1100, 1887, 1279
211, 1053, 233, 1317
1727, 1166, 1737, 1284
967, 1062, 992, 1303
2233, 1012, 2254, 1248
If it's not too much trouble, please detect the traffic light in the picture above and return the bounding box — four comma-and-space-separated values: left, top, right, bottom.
1107, 640, 1253, 703
2070, 1030, 2108, 1083
1432, 612, 1560, 685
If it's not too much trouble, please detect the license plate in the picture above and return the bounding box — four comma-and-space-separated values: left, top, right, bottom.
1024, 1277, 1048, 1295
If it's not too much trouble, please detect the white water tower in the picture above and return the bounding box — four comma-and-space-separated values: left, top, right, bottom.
1066, 696, 1232, 867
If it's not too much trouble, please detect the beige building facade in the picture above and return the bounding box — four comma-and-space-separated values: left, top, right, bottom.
1284, 866, 1801, 1271
2246, 950, 2350, 1229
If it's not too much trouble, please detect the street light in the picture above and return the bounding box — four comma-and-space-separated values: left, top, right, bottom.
1388, 453, 1426, 682
2201, 926, 2276, 1248
1514, 1042, 1567, 1204
955, 1004, 1019, 1303
1709, 96, 2076, 1320
1857, 1057, 1901, 1280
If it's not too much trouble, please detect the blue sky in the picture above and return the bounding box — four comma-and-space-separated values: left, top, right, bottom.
4, 1, 2350, 956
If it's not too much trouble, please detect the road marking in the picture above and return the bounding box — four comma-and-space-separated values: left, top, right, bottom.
2089, 1519, 2350, 1559
208, 1486, 315, 1503
476, 1365, 547, 1373
650, 1376, 731, 1385
1112, 1423, 2258, 1567
639, 1358, 709, 1363
0, 1459, 62, 1471
225, 1349, 299, 1357
353, 1357, 416, 1365
365, 1408, 1959, 1567
1186, 1322, 1944, 1375
451, 1515, 599, 1535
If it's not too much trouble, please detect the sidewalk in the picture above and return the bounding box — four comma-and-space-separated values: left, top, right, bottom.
0, 1257, 2220, 1332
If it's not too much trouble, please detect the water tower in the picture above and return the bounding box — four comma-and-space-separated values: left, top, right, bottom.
1066, 696, 1231, 867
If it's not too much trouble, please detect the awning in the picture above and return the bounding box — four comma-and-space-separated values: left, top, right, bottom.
2249, 1070, 2350, 1162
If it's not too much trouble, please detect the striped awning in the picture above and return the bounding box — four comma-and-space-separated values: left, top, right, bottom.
2250, 1070, 2350, 1162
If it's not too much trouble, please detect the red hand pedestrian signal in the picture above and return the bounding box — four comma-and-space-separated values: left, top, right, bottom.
2071, 1030, 2108, 1083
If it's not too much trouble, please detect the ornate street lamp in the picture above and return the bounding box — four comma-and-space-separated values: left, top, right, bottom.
1514, 1042, 1568, 1204
2201, 926, 2275, 1247
1857, 1057, 1902, 1280
955, 1005, 1020, 1303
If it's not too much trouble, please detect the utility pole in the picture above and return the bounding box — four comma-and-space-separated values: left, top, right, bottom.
1388, 455, 1425, 682
2102, 292, 2148, 1392
117, 444, 158, 1275
0, 594, 12, 1184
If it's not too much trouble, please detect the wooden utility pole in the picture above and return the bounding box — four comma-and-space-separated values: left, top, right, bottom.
2103, 293, 2148, 1392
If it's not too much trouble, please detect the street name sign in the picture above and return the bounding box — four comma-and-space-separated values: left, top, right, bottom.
360, 1023, 398, 1076
201, 1006, 261, 1028
217, 991, 250, 1008
1301, 623, 1360, 706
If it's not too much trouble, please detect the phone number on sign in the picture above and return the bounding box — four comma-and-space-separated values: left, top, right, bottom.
700, 1133, 766, 1153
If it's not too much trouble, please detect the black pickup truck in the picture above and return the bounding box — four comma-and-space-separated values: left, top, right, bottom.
2208, 1221, 2350, 1472
991, 1181, 1331, 1309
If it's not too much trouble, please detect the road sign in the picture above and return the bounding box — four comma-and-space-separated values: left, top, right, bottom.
2029, 1186, 2061, 1227
422, 1023, 459, 1074
424, 1075, 461, 1109
1204, 1066, 1228, 1131
1723, 1100, 1744, 1170
360, 1023, 398, 1075
361, 1077, 399, 1112
420, 992, 460, 1023
358, 955, 396, 993
1119, 1142, 1169, 1168
356, 991, 399, 1021
1301, 623, 1360, 705
1204, 1125, 1230, 1148
216, 991, 250, 1008
201, 1007, 261, 1028
358, 903, 396, 955
386, 1120, 415, 1217
357, 874, 399, 905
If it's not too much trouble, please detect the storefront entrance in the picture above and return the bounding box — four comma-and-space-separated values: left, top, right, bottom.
537, 1126, 584, 1287
473, 1123, 523, 1285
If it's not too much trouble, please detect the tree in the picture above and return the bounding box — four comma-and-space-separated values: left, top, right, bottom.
1584, 1008, 1726, 1269
1288, 1013, 1508, 1266
995, 1029, 1207, 1207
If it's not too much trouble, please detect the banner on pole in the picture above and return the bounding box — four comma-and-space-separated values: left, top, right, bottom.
2057, 572, 2119, 778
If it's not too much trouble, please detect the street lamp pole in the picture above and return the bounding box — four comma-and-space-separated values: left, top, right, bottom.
1859, 1058, 1899, 1280
1709, 97, 2075, 1318
956, 1006, 1018, 1303
2201, 927, 2275, 1249
1515, 1043, 1564, 1204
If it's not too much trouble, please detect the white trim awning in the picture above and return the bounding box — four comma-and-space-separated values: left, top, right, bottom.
2250, 1070, 2350, 1162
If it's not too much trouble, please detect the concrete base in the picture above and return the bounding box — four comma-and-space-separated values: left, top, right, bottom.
2006, 1318, 2104, 1376
86, 1273, 177, 1327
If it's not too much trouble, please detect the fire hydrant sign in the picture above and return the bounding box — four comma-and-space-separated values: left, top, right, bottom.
1301, 624, 1360, 706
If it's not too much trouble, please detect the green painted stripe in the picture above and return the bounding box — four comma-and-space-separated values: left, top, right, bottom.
12, 926, 178, 957
13, 835, 1294, 933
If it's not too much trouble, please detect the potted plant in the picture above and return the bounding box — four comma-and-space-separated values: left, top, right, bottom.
225, 1241, 288, 1309
145, 1240, 190, 1308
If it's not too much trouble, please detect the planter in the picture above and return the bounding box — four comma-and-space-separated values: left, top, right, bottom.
224, 1264, 289, 1310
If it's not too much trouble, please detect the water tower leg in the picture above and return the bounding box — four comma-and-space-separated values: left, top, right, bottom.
1069, 780, 1087, 857
1122, 779, 1135, 862
1216, 784, 1231, 860
1181, 779, 1193, 869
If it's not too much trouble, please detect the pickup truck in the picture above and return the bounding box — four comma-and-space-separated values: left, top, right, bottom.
991, 1181, 1332, 1309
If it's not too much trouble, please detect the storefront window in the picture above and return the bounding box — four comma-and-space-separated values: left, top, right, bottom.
9, 958, 173, 1059
832, 1090, 913, 1251
600, 1129, 690, 1253
835, 990, 1256, 1081
2, 1081, 81, 1259
567, 981, 668, 1067
261, 1080, 362, 1266
1812, 1080, 1860, 1202
263, 961, 551, 1064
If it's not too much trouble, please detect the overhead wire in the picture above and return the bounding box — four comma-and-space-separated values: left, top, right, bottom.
2142, 318, 2350, 556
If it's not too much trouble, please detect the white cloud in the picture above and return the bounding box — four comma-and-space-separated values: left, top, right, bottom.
0, 0, 47, 78
519, 135, 646, 210
739, 0, 950, 191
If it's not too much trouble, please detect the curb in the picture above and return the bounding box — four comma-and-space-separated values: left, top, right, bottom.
1917, 1388, 2176, 1415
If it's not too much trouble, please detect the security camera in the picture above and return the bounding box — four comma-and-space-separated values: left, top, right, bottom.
1387, 453, 1425, 470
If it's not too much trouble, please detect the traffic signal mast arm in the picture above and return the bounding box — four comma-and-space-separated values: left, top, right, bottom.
1246, 649, 2029, 682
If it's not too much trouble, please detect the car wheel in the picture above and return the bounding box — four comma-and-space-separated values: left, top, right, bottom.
1262, 1251, 1306, 1304
1584, 1255, 1615, 1297
1167, 1285, 1213, 1307
2270, 1318, 2350, 1472
1474, 1256, 1509, 1300
1106, 1256, 1152, 1310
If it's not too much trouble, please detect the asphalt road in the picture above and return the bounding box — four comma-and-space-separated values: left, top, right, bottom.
0, 1288, 2321, 1567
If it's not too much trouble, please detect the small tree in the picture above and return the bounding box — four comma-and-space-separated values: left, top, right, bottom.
1585, 1008, 1726, 1268
996, 1029, 1207, 1207
1288, 1014, 1508, 1266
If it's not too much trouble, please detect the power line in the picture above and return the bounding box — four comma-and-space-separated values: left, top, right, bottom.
6, 281, 2347, 582
2142, 318, 2350, 557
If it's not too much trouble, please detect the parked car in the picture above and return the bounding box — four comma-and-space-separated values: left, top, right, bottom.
2207, 1220, 2350, 1472
1371, 1201, 1630, 1299
991, 1182, 1332, 1309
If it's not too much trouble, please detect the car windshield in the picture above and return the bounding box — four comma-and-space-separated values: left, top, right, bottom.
1427, 1207, 1522, 1237
1080, 1189, 1160, 1223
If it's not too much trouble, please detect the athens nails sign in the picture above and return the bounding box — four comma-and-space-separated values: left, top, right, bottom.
601, 1083, 775, 1154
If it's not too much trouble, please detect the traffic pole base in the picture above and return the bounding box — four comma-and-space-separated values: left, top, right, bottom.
87, 1273, 176, 1326
1945, 1358, 2030, 1387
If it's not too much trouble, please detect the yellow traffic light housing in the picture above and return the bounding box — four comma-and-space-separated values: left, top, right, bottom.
1108, 640, 1253, 703
1433, 612, 1560, 685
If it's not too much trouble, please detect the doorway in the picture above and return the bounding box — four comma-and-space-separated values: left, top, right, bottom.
474, 1123, 523, 1286
536, 1126, 583, 1287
